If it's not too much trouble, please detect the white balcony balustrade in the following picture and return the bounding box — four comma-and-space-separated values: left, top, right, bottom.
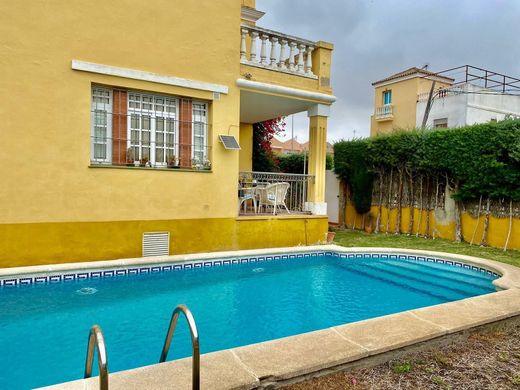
240, 25, 317, 79
375, 105, 393, 121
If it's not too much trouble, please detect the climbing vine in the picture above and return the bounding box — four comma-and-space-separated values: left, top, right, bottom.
252, 117, 285, 172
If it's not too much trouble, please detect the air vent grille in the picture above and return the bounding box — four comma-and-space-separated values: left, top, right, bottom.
142, 232, 170, 257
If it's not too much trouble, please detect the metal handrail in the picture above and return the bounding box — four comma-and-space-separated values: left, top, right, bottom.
84, 325, 109, 390
159, 304, 200, 390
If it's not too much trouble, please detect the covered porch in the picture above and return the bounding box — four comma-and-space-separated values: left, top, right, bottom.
237, 95, 334, 217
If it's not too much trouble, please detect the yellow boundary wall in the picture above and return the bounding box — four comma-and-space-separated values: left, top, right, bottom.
0, 217, 328, 268
346, 203, 520, 250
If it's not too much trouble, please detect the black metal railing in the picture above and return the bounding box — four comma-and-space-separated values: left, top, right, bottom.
238, 171, 314, 214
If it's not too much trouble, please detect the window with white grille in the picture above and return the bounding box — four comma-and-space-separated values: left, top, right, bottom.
90, 87, 210, 169
128, 92, 178, 166
192, 102, 208, 163
433, 118, 448, 128
91, 88, 112, 163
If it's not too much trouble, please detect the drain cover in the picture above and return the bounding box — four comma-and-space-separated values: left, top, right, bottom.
76, 287, 98, 295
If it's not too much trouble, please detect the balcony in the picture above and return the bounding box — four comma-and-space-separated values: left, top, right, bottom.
375, 105, 393, 121
237, 25, 334, 124
238, 171, 314, 216
240, 25, 318, 79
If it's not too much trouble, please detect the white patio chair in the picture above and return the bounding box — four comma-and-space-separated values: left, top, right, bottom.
257, 182, 290, 215
238, 187, 257, 214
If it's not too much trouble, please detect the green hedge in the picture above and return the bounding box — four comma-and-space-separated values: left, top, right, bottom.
277, 152, 333, 174
334, 120, 520, 207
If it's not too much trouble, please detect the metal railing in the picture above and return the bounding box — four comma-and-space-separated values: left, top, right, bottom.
160, 304, 200, 390
374, 105, 393, 120
84, 325, 109, 390
239, 171, 314, 214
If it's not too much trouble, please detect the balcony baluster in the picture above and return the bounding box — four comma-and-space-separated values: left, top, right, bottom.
239, 25, 318, 79
249, 31, 259, 62
260, 34, 269, 66
269, 37, 278, 67
297, 44, 305, 74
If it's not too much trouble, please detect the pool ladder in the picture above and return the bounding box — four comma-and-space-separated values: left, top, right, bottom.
84, 304, 200, 390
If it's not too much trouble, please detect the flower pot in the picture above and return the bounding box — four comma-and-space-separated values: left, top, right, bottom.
326, 231, 336, 243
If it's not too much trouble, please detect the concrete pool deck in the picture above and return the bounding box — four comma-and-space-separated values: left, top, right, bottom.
5, 245, 518, 390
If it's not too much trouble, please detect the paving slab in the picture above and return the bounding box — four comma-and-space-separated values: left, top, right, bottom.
40, 349, 258, 390
333, 311, 447, 355
232, 328, 368, 381
410, 289, 520, 333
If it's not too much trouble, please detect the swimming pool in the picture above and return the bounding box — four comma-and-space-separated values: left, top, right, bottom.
0, 250, 498, 389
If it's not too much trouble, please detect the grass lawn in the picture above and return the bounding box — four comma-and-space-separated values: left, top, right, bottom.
332, 229, 520, 268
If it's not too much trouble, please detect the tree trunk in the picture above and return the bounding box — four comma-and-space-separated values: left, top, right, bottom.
394, 167, 404, 234
361, 213, 366, 230
453, 180, 463, 243
470, 194, 483, 245
434, 175, 439, 209
338, 181, 348, 229
425, 176, 431, 238
353, 212, 357, 231
407, 169, 415, 235
480, 198, 491, 247
416, 176, 424, 237
385, 168, 393, 233
504, 199, 513, 251
374, 170, 384, 234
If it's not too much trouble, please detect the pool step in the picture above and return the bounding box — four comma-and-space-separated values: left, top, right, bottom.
363, 261, 494, 296
335, 262, 466, 302
387, 258, 493, 282
382, 260, 495, 291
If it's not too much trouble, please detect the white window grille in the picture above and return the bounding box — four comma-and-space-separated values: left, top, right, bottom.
91, 88, 112, 163
433, 118, 448, 128
192, 102, 208, 163
128, 92, 179, 166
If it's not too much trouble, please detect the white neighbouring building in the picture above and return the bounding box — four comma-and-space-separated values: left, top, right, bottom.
417, 83, 520, 129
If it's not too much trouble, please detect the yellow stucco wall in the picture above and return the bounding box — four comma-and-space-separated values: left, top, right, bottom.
370, 77, 452, 136
0, 216, 328, 268
0, 1, 333, 267
345, 203, 520, 250
0, 0, 242, 224
239, 123, 253, 171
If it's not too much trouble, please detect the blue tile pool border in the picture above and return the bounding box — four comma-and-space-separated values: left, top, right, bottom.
0, 251, 500, 287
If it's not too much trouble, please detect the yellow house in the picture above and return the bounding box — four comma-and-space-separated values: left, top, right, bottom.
370, 67, 453, 136
0, 0, 335, 268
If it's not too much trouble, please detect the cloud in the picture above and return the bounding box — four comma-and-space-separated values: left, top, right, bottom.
258, 0, 520, 141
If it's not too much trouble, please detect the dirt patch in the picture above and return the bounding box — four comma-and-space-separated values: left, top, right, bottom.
283, 322, 520, 390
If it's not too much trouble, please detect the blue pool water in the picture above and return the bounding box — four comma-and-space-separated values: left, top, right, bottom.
0, 254, 497, 389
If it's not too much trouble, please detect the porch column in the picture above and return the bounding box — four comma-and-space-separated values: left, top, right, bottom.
305, 104, 330, 215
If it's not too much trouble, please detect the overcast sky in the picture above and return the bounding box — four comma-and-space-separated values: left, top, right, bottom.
259, 0, 520, 142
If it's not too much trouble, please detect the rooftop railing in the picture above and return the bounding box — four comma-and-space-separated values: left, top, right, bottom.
240, 25, 318, 79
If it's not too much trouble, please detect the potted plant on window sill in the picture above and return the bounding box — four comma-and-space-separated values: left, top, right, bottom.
167, 155, 179, 169
126, 147, 136, 167
191, 158, 203, 170
202, 159, 211, 170
140, 157, 149, 167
